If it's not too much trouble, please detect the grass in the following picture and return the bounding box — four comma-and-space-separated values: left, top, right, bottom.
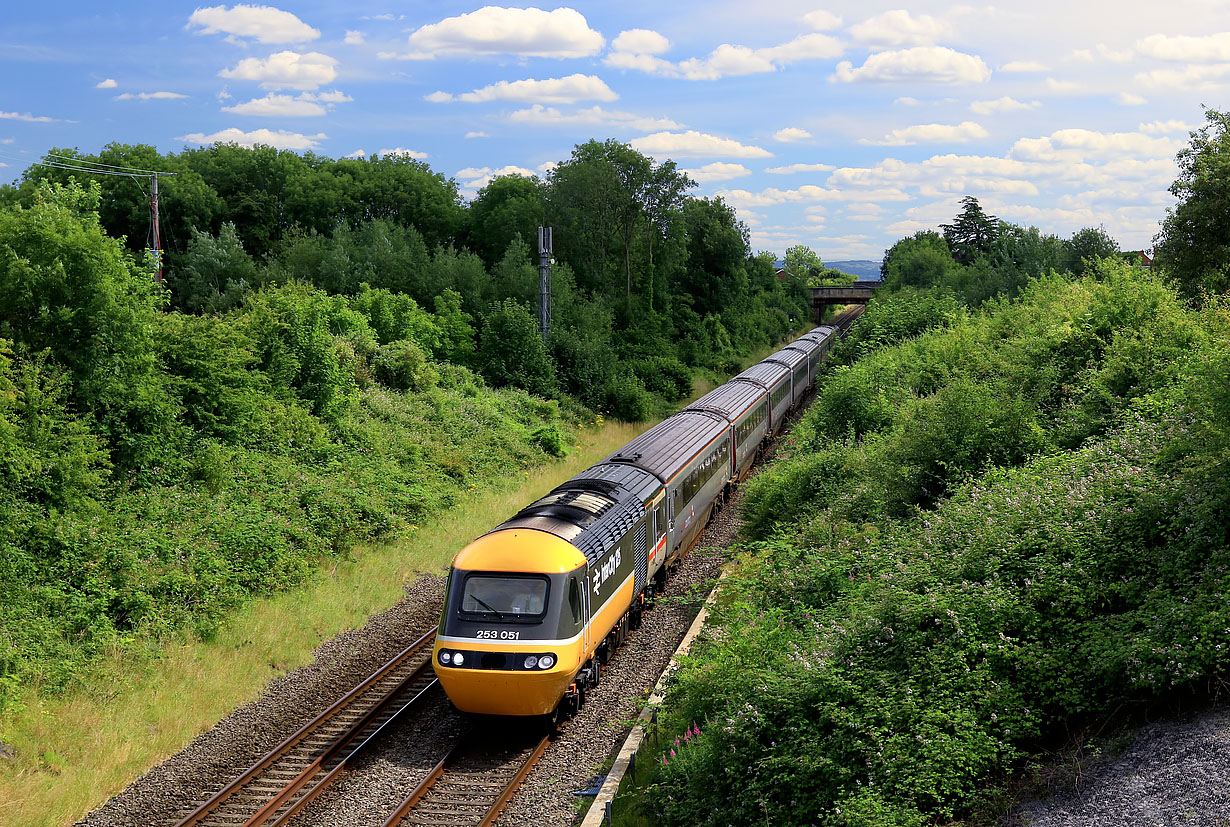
0, 419, 645, 827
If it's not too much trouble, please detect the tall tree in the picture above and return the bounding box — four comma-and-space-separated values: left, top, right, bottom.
941, 196, 1000, 264
1154, 108, 1230, 298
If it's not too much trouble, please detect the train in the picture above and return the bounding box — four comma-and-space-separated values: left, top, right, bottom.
432, 321, 849, 719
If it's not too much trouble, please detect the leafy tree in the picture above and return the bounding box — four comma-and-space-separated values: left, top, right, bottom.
0, 181, 172, 465
941, 196, 1000, 264
1155, 109, 1230, 298
881, 231, 955, 290
462, 175, 547, 269
173, 222, 257, 312
476, 299, 558, 397
677, 197, 749, 316
783, 244, 822, 288
431, 289, 476, 365
1066, 226, 1120, 276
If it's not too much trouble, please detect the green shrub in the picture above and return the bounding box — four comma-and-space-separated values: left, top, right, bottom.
603, 371, 654, 421
373, 339, 437, 392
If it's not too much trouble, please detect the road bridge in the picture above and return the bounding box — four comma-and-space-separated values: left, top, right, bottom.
810, 281, 882, 321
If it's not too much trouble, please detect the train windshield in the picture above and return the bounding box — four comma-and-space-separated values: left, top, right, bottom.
460, 575, 548, 619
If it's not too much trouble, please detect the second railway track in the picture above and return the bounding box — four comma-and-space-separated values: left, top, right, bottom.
173, 629, 440, 827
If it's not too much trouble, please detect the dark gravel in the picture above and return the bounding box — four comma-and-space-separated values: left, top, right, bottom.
1007, 706, 1230, 827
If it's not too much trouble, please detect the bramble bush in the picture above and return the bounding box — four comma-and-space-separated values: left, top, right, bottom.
644, 266, 1230, 826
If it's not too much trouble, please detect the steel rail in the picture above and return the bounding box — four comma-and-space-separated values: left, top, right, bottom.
379, 728, 552, 827
173, 629, 437, 827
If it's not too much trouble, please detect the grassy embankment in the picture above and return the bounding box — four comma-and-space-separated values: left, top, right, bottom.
0, 338, 790, 827
616, 262, 1230, 826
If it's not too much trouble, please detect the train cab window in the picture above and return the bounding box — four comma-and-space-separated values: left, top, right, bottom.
568, 577, 582, 625
461, 575, 548, 619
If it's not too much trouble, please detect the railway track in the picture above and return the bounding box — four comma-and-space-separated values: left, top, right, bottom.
380, 723, 552, 827
172, 629, 440, 827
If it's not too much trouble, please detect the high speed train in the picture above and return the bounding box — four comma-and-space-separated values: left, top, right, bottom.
432, 323, 843, 719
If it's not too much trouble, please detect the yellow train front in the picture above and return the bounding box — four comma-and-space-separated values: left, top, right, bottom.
433, 464, 664, 718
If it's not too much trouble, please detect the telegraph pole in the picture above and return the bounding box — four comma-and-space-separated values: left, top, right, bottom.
149, 173, 163, 284
537, 226, 553, 340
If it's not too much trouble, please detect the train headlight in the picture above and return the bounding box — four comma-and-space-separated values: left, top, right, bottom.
453, 651, 465, 666
523, 655, 538, 669
439, 651, 452, 665
538, 654, 555, 670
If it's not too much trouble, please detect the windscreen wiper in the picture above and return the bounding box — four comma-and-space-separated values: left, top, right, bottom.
472, 595, 504, 619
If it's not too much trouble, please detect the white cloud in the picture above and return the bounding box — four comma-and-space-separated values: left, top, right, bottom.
379, 147, 428, 159
608, 33, 843, 80
1010, 129, 1181, 162
1095, 43, 1133, 63
344, 30, 364, 45
862, 121, 989, 146
802, 10, 841, 30
720, 185, 909, 209
612, 29, 670, 55
773, 127, 812, 142
96, 78, 117, 89
682, 162, 752, 184
465, 131, 489, 139
0, 111, 74, 124
456, 165, 537, 189
404, 7, 603, 59
537, 161, 557, 174
833, 47, 991, 84
630, 130, 773, 159
970, 96, 1040, 115
1118, 91, 1147, 106
344, 149, 365, 158
176, 127, 327, 150
849, 10, 953, 48
1139, 120, 1194, 135
430, 74, 617, 104
188, 5, 319, 44
114, 91, 188, 100
223, 93, 327, 116
765, 162, 836, 174
1070, 48, 1094, 63
1045, 77, 1082, 93
1136, 32, 1230, 62
1001, 60, 1047, 72
310, 90, 352, 103
508, 104, 683, 131
895, 96, 921, 105
220, 51, 338, 90
1135, 63, 1230, 89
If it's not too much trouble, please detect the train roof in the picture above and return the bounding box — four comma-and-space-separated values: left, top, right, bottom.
765, 347, 807, 369
730, 361, 790, 389
796, 326, 836, 343
490, 462, 660, 564
604, 410, 728, 484
684, 380, 766, 422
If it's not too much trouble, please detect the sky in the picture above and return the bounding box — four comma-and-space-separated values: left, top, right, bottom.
1, 2, 1226, 261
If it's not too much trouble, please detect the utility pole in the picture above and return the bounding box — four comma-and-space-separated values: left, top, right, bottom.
538, 226, 553, 340
149, 173, 163, 284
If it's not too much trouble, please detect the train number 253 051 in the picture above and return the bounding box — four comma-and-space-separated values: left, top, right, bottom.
475, 629, 520, 640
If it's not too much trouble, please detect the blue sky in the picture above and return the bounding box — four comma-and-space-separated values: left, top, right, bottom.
1, 2, 1226, 260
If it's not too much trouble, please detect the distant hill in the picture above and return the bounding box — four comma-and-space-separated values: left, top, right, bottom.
826, 260, 882, 280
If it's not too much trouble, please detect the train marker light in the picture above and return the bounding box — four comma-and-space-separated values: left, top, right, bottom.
453, 652, 465, 666
440, 651, 452, 664
538, 654, 556, 669
524, 655, 539, 669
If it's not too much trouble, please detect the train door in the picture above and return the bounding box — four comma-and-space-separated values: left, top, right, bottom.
580, 567, 592, 654
649, 490, 667, 572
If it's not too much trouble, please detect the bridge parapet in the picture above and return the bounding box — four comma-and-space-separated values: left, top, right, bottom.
810, 281, 882, 321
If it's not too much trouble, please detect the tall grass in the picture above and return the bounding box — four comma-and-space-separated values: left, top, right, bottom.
0, 420, 644, 827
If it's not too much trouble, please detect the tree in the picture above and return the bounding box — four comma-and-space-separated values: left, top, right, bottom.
881, 231, 955, 290
463, 175, 546, 270
1066, 226, 1120, 276
173, 222, 257, 312
783, 244, 823, 288
0, 181, 172, 465
476, 300, 558, 397
1153, 108, 1230, 298
941, 196, 1000, 264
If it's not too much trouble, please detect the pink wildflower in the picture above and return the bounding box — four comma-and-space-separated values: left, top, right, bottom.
670, 748, 677, 758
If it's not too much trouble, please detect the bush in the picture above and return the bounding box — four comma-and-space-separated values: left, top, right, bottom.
373, 339, 437, 392
603, 371, 654, 421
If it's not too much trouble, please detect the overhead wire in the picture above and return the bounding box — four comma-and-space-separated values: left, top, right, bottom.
43, 152, 170, 175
